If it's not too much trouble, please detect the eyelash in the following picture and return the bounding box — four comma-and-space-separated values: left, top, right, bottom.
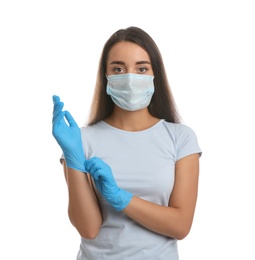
138, 67, 148, 73
112, 67, 149, 74
113, 67, 124, 73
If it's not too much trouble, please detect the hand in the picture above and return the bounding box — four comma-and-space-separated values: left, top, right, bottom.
52, 95, 86, 172
85, 157, 133, 211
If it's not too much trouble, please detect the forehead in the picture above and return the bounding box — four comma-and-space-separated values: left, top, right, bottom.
107, 41, 150, 62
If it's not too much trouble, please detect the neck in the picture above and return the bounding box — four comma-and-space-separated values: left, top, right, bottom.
105, 106, 160, 131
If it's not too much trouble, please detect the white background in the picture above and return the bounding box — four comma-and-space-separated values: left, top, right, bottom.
0, 0, 254, 259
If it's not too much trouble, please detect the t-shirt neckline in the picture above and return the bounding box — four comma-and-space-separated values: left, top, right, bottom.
99, 119, 165, 134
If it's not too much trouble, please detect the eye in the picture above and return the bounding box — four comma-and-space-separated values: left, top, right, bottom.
112, 67, 125, 74
138, 67, 149, 73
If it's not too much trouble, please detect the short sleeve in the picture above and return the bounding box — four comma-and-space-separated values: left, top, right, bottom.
176, 124, 202, 161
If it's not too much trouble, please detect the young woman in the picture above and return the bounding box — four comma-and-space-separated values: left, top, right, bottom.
52, 26, 202, 259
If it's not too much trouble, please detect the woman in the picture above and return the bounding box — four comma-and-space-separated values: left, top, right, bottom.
52, 26, 202, 259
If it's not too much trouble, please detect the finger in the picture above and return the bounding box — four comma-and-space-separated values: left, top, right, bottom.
52, 95, 64, 119
52, 111, 65, 136
64, 110, 78, 127
87, 165, 100, 181
53, 110, 65, 125
52, 102, 64, 123
52, 95, 60, 104
53, 101, 64, 116
89, 170, 100, 181
85, 158, 96, 173
85, 157, 99, 171
53, 101, 64, 114
85, 158, 101, 180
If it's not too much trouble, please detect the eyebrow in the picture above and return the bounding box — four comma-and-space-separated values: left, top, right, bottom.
110, 60, 151, 65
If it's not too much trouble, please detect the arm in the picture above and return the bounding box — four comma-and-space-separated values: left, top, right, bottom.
62, 160, 102, 239
52, 95, 102, 238
122, 153, 200, 240
86, 153, 200, 240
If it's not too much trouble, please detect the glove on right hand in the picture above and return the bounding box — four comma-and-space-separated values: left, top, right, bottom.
52, 95, 86, 172
85, 157, 133, 211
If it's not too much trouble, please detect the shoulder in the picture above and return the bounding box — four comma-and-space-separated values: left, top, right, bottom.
161, 120, 198, 139
162, 120, 202, 160
80, 121, 105, 134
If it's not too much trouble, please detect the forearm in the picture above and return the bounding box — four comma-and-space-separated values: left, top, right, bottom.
122, 196, 194, 240
66, 167, 102, 239
123, 154, 199, 240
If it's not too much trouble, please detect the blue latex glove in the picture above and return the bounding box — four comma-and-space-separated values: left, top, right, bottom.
52, 95, 86, 172
85, 157, 133, 211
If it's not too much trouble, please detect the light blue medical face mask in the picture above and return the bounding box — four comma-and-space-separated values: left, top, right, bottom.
106, 73, 155, 111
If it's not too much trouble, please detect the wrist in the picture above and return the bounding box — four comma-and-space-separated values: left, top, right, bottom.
64, 156, 86, 172
63, 150, 86, 172
113, 189, 134, 212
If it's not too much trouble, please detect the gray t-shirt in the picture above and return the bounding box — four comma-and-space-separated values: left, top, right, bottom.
76, 119, 202, 260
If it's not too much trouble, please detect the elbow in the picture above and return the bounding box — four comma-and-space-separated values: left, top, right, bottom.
69, 217, 102, 239
166, 220, 192, 240
175, 229, 190, 240
68, 209, 102, 239
169, 212, 194, 240
73, 222, 101, 239
79, 229, 100, 239
173, 225, 192, 240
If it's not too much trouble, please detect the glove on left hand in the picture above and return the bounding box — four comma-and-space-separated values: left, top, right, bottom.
85, 157, 133, 211
52, 95, 86, 172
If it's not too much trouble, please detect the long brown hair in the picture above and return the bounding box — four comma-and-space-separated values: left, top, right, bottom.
86, 26, 181, 125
